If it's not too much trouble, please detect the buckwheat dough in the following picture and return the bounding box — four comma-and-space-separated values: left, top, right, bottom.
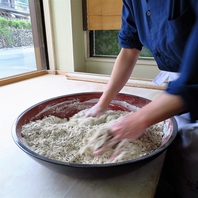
21, 109, 164, 164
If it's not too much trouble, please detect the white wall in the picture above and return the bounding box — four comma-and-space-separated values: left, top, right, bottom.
43, 0, 85, 72
85, 57, 160, 78
43, 0, 160, 79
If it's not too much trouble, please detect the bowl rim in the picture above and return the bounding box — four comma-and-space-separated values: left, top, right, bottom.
11, 92, 178, 168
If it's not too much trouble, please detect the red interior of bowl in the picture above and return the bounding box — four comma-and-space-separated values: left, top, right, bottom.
16, 92, 175, 149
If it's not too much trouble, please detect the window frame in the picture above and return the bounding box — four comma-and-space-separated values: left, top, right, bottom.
28, 0, 49, 71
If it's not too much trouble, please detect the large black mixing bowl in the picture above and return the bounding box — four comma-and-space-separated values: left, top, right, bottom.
12, 92, 178, 179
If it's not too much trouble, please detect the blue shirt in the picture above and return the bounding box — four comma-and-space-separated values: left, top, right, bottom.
118, 0, 198, 122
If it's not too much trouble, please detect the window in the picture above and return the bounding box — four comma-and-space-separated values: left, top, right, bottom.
83, 0, 153, 59
0, 0, 48, 80
90, 30, 153, 58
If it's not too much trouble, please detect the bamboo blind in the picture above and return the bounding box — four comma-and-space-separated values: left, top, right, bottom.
86, 0, 122, 30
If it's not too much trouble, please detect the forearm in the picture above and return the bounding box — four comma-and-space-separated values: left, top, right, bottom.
134, 93, 187, 128
97, 48, 140, 109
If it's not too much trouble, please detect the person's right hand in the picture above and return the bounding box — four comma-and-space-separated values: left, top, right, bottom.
85, 103, 107, 118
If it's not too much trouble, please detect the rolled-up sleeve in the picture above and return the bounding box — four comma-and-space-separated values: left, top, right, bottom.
118, 0, 143, 50
166, 0, 198, 121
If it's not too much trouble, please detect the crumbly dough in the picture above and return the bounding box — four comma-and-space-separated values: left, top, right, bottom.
21, 110, 164, 164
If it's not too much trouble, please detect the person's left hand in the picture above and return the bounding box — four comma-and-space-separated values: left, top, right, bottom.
90, 113, 146, 162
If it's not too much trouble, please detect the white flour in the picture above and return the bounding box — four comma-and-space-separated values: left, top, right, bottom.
21, 110, 164, 164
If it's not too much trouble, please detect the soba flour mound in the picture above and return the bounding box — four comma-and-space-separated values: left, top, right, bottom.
21, 110, 164, 164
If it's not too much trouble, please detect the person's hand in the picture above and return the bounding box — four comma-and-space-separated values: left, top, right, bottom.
85, 103, 107, 118
89, 113, 146, 162
86, 93, 186, 162
110, 113, 146, 141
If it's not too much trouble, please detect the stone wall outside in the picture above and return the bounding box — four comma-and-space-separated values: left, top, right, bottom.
0, 28, 33, 49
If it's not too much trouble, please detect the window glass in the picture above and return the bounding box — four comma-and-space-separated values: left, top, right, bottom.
0, 0, 47, 79
91, 30, 153, 58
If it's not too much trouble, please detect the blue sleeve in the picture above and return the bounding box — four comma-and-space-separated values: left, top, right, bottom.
166, 0, 198, 122
118, 0, 143, 50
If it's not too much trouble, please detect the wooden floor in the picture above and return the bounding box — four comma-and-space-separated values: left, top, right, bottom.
0, 74, 165, 198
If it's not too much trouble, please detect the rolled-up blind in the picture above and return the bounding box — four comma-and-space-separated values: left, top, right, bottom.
86, 0, 122, 30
